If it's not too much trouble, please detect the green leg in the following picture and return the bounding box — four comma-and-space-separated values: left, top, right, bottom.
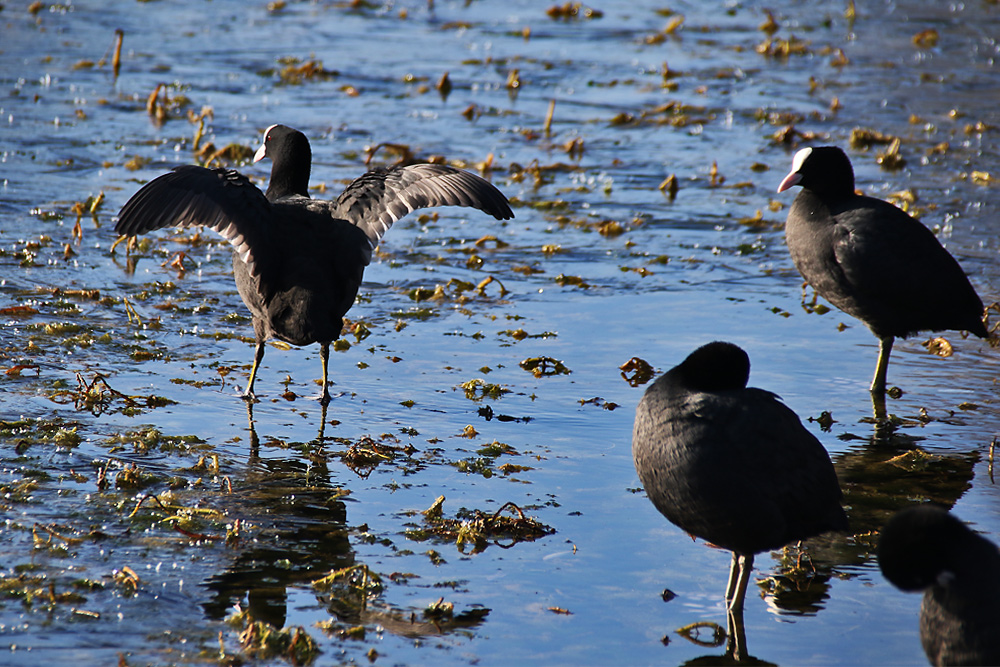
319, 342, 331, 406
870, 336, 894, 395
727, 553, 754, 613
243, 340, 265, 403
724, 552, 740, 605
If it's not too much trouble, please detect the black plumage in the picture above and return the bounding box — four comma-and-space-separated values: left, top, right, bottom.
631, 341, 848, 612
778, 145, 987, 394
878, 504, 1000, 666
116, 124, 514, 403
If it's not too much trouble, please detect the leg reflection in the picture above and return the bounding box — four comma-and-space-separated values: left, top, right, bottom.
725, 606, 748, 662
246, 400, 260, 461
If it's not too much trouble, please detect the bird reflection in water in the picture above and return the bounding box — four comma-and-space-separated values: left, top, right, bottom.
205, 403, 491, 641
201, 413, 352, 630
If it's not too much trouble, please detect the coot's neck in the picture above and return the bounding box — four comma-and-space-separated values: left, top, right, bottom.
944, 531, 1000, 594
265, 143, 312, 201
804, 179, 856, 204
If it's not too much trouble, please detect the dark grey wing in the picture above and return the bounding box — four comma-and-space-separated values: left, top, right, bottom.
636, 387, 846, 555
736, 389, 848, 541
332, 163, 514, 247
831, 197, 985, 337
116, 165, 273, 282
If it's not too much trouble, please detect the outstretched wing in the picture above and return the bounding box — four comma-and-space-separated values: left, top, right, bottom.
333, 163, 514, 248
115, 165, 274, 283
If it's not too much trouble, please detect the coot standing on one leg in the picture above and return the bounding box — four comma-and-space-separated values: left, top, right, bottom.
116, 124, 514, 404
631, 341, 848, 612
777, 146, 987, 395
877, 504, 1000, 666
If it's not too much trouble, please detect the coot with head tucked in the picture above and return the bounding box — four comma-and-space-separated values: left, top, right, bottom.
116, 124, 514, 404
777, 146, 987, 395
631, 341, 848, 611
878, 504, 1000, 666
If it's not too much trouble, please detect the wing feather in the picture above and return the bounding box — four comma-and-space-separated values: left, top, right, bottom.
333, 163, 514, 247
115, 165, 274, 287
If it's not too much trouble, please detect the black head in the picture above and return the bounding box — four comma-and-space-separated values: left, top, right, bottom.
777, 146, 856, 199
877, 504, 971, 592
669, 341, 751, 392
254, 124, 313, 199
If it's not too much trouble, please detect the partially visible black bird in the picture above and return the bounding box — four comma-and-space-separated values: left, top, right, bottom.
631, 341, 848, 612
116, 124, 514, 403
777, 146, 987, 395
878, 504, 1000, 666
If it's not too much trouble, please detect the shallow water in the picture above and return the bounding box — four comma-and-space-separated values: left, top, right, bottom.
2, 1, 1000, 665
